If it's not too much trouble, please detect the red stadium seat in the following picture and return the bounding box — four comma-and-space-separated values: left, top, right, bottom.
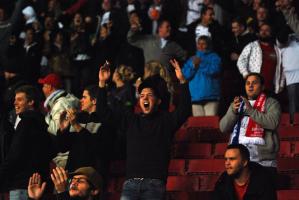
278, 158, 299, 172
174, 143, 212, 158
183, 116, 219, 129
294, 142, 299, 157
279, 126, 299, 140
168, 159, 186, 175
166, 176, 200, 191
279, 141, 292, 158
280, 113, 299, 126
214, 143, 228, 158
187, 159, 224, 175
277, 190, 299, 200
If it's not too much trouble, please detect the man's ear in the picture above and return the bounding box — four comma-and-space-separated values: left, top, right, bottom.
157, 98, 161, 105
91, 189, 100, 196
92, 99, 97, 105
243, 160, 249, 168
28, 100, 34, 107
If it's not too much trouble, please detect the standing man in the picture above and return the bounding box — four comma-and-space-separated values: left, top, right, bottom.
128, 18, 186, 73
237, 23, 285, 94
38, 73, 80, 168
220, 73, 281, 174
0, 85, 53, 200
213, 144, 277, 200
97, 59, 191, 200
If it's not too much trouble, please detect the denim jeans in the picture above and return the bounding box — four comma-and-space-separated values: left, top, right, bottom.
9, 189, 28, 200
120, 178, 166, 200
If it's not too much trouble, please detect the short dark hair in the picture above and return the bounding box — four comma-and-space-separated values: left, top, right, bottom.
158, 19, 170, 29
226, 144, 250, 162
197, 35, 212, 50
84, 85, 98, 100
15, 85, 41, 109
200, 5, 213, 17
245, 72, 265, 86
231, 17, 247, 29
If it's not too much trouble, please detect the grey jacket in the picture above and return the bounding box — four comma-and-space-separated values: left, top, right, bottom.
127, 30, 186, 70
282, 7, 299, 36
219, 97, 281, 162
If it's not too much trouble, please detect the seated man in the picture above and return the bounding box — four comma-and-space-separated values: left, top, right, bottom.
220, 73, 281, 174
213, 144, 277, 200
28, 167, 102, 200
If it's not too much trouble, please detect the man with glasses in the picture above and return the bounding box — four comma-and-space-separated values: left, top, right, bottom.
27, 167, 102, 200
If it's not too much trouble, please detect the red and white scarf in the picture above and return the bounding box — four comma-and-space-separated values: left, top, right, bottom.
231, 93, 267, 145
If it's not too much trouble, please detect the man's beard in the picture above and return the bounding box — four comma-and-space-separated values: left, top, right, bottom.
228, 166, 244, 179
259, 36, 273, 44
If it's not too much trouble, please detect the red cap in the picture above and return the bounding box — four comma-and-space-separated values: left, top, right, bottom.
38, 73, 62, 88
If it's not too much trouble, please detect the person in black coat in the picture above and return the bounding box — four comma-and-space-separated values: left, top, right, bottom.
0, 85, 53, 198
213, 144, 277, 200
96, 59, 191, 200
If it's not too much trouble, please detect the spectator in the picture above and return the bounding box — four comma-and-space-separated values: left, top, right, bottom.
135, 60, 173, 111
220, 73, 280, 174
186, 5, 225, 55
277, 29, 299, 125
28, 167, 102, 200
108, 65, 136, 111
127, 18, 187, 73
69, 12, 93, 96
276, 0, 299, 35
147, 0, 162, 35
237, 23, 285, 94
0, 0, 25, 67
0, 85, 53, 200
21, 26, 42, 85
213, 144, 277, 200
182, 36, 221, 116
55, 85, 111, 178
38, 73, 80, 168
96, 59, 191, 200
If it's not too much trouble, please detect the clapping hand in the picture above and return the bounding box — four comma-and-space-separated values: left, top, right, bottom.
28, 173, 46, 200
51, 167, 68, 194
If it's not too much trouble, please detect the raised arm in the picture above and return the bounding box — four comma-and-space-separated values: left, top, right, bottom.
169, 59, 192, 131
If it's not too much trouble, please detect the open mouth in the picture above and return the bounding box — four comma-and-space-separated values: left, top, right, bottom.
143, 101, 150, 109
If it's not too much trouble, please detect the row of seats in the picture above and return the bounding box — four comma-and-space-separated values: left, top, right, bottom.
172, 141, 299, 158
108, 158, 299, 176
104, 190, 299, 200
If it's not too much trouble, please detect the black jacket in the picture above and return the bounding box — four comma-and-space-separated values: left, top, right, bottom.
55, 112, 112, 174
213, 162, 277, 200
0, 110, 54, 191
97, 83, 191, 181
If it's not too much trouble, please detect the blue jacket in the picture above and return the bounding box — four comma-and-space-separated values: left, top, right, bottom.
182, 50, 221, 102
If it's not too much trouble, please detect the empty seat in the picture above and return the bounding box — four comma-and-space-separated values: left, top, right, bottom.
183, 116, 220, 129
278, 158, 299, 172
166, 192, 213, 200
294, 142, 299, 157
279, 141, 292, 158
168, 159, 186, 175
279, 126, 299, 140
187, 159, 224, 175
198, 174, 220, 191
174, 143, 212, 158
214, 143, 228, 158
280, 113, 299, 126
277, 190, 299, 200
166, 176, 200, 191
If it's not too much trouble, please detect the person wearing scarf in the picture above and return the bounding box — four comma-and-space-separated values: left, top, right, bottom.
220, 73, 281, 176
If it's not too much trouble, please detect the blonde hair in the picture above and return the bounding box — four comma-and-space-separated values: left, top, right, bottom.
144, 60, 173, 93
115, 64, 136, 82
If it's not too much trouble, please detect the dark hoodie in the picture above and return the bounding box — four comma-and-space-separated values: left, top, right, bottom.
0, 110, 54, 191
